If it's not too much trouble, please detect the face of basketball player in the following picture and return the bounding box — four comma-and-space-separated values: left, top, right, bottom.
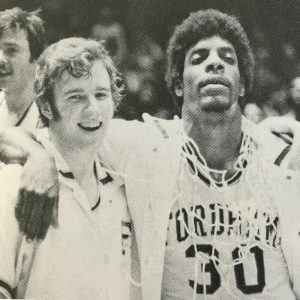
48, 60, 114, 147
0, 28, 35, 93
177, 35, 245, 123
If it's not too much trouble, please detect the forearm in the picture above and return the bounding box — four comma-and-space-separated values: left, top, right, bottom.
0, 127, 43, 165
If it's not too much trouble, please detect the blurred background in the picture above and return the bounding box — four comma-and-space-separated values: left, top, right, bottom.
1, 0, 300, 122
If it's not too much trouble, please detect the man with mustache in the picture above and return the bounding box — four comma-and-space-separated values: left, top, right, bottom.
0, 37, 131, 299
0, 7, 46, 129
1, 8, 300, 300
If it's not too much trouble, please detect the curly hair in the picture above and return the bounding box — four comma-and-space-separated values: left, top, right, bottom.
34, 37, 124, 126
165, 9, 254, 108
0, 7, 46, 61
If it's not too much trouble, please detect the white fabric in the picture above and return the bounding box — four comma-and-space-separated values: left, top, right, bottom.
0, 91, 40, 130
0, 129, 131, 299
162, 157, 294, 299
101, 116, 300, 300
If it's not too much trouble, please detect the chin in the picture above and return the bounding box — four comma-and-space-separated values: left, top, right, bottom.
201, 98, 231, 113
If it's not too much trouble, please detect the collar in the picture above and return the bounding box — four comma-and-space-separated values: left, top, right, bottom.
35, 128, 113, 185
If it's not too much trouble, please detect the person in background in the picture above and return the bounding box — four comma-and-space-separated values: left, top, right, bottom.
0, 7, 46, 129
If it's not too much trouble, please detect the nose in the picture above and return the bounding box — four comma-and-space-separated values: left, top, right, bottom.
205, 51, 224, 74
85, 95, 99, 113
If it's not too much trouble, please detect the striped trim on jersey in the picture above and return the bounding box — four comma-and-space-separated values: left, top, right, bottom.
184, 131, 292, 187
0, 279, 14, 298
183, 136, 247, 187
272, 132, 292, 167
59, 165, 114, 211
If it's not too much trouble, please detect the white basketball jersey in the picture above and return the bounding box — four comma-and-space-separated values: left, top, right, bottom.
162, 137, 295, 300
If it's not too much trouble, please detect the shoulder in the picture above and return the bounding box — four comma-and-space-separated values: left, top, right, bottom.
100, 116, 180, 170
103, 116, 178, 153
242, 118, 290, 164
105, 118, 146, 147
107, 115, 180, 142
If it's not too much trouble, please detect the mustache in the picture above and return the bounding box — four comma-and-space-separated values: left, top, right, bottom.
199, 77, 231, 88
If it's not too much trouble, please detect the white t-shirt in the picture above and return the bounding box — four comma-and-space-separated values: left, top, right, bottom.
0, 129, 131, 300
0, 91, 40, 130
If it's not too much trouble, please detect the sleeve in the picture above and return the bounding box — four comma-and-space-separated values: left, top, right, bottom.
0, 164, 23, 298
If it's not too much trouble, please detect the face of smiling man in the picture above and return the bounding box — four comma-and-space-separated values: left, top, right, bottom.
49, 60, 113, 147
177, 35, 245, 123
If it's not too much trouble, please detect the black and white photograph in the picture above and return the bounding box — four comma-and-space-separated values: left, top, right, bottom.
0, 0, 300, 299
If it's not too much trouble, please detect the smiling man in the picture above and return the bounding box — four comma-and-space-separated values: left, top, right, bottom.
0, 7, 45, 129
0, 38, 131, 299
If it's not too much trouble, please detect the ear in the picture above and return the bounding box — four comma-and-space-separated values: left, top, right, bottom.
39, 101, 53, 121
239, 78, 245, 97
174, 80, 183, 98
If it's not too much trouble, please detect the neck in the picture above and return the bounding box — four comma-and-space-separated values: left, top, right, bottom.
50, 132, 99, 181
5, 83, 34, 116
183, 111, 243, 172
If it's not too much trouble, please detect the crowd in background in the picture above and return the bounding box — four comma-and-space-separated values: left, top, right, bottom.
1, 0, 300, 122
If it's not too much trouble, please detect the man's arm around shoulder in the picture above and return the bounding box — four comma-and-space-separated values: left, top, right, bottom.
0, 127, 59, 240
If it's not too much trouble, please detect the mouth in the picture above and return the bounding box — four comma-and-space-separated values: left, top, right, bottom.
199, 77, 231, 89
77, 122, 103, 132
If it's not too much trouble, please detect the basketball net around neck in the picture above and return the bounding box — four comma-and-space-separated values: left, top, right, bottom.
172, 117, 284, 299
102, 115, 286, 298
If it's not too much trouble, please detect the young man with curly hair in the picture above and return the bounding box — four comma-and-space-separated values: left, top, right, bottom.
0, 38, 131, 299
157, 9, 299, 299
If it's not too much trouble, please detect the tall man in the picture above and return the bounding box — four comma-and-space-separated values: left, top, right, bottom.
107, 9, 299, 299
1, 9, 300, 300
0, 7, 46, 129
157, 9, 299, 299
0, 38, 130, 299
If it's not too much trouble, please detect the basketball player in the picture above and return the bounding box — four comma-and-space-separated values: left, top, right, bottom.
1, 9, 300, 300
157, 9, 300, 299
95, 9, 300, 299
0, 38, 131, 299
0, 7, 46, 129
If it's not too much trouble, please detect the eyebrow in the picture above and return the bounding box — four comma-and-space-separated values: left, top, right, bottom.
189, 46, 235, 55
63, 87, 111, 95
95, 87, 111, 92
2, 42, 21, 48
63, 88, 84, 95
218, 47, 235, 53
